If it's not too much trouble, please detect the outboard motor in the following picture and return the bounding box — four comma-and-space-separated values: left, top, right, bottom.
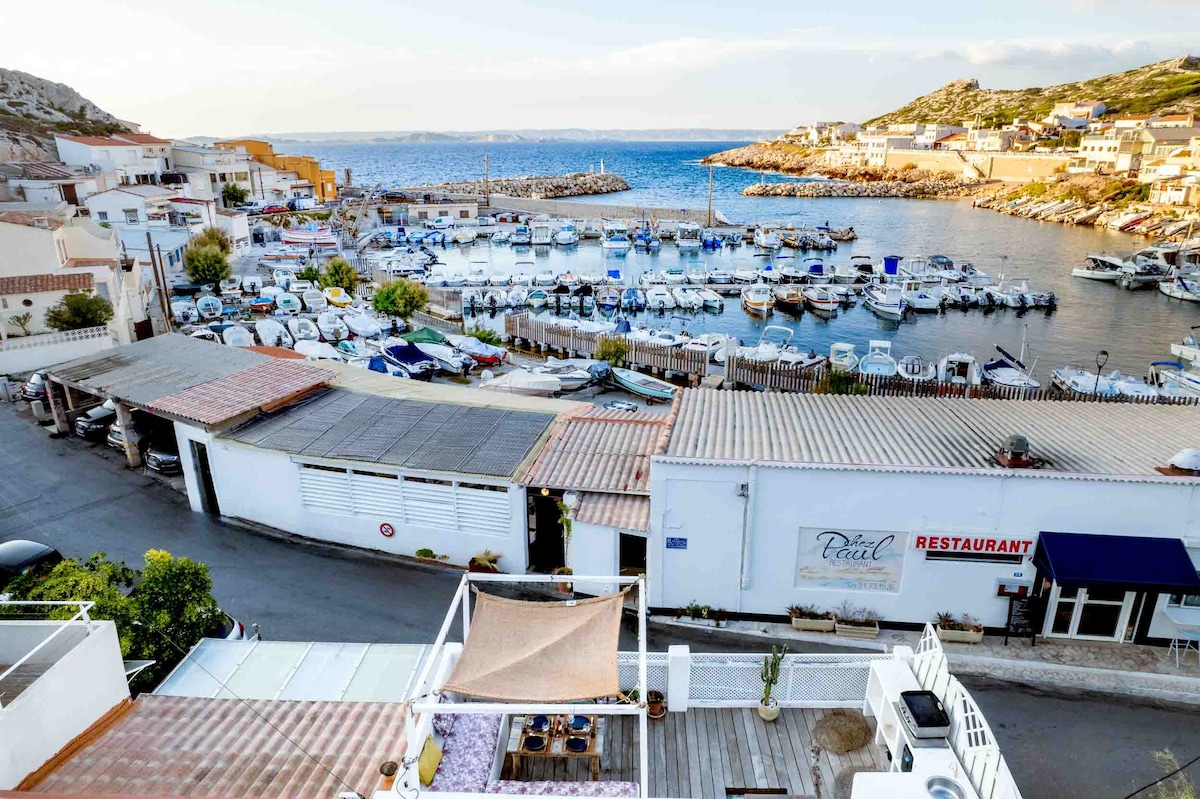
1046, 292, 1058, 310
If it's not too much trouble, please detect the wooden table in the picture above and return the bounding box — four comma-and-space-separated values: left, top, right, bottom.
506, 714, 605, 781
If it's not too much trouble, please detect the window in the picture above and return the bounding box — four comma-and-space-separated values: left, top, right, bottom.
925, 550, 1024, 565
97, 211, 108, 222
124, 209, 139, 224
459, 210, 470, 219
235, 172, 249, 181
210, 174, 218, 185
1168, 572, 1200, 608
418, 211, 428, 220
22, 299, 33, 307
0, 299, 6, 309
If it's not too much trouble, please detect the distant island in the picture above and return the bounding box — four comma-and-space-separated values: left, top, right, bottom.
182, 128, 785, 146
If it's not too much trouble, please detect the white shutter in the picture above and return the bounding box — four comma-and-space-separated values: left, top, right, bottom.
401, 480, 455, 529
298, 465, 353, 516
350, 471, 401, 517
454, 486, 510, 537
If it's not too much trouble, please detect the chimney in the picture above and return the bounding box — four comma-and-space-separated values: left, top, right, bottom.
996, 434, 1033, 469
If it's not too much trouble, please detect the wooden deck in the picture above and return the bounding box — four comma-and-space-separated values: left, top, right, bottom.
506, 708, 890, 798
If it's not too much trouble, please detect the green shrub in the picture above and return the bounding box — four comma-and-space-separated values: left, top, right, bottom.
372, 279, 428, 319
595, 336, 628, 366
45, 293, 113, 331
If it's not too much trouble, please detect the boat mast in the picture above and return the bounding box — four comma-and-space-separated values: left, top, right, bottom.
483, 153, 490, 211
707, 164, 714, 228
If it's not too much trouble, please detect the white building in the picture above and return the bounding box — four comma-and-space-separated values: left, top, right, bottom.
1050, 100, 1106, 120
169, 144, 255, 204
647, 389, 1200, 646
857, 134, 914, 166
915, 124, 966, 149
53, 134, 169, 186
84, 184, 177, 227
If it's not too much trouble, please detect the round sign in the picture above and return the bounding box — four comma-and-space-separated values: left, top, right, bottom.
380, 523, 395, 538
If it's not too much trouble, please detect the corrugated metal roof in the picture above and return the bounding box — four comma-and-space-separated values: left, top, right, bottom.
225, 388, 555, 479
573, 492, 650, 531
521, 407, 673, 493
50, 334, 269, 406
666, 388, 1200, 477
30, 694, 406, 798
148, 360, 332, 426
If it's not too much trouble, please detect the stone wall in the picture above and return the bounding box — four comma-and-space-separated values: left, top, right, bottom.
418, 172, 629, 199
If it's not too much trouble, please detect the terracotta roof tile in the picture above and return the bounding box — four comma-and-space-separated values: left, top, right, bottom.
149, 360, 332, 426
0, 273, 93, 295
29, 694, 407, 798
573, 492, 650, 531
0, 210, 67, 230
243, 345, 307, 359
55, 134, 140, 147
63, 258, 118, 269
113, 133, 171, 145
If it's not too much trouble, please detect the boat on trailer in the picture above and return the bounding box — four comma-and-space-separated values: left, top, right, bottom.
610, 367, 677, 402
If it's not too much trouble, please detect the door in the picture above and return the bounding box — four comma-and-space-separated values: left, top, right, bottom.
190, 440, 220, 516
1043, 582, 1135, 641
619, 533, 647, 576
527, 491, 565, 573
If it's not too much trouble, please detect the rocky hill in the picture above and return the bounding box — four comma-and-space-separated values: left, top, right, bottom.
868, 55, 1200, 127
0, 68, 128, 161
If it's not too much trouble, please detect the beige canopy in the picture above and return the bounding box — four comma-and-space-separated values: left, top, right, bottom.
442, 590, 624, 702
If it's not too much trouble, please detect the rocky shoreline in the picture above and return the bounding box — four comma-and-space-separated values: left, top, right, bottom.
420, 172, 629, 199
972, 182, 1197, 238
745, 178, 977, 199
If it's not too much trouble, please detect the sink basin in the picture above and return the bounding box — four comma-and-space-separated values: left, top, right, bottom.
926, 776, 966, 799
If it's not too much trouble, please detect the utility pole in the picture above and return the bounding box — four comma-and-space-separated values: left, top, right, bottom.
707, 164, 714, 228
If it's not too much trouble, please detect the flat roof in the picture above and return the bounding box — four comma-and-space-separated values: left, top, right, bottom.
155, 638, 426, 702
224, 387, 557, 479
664, 388, 1200, 478
50, 334, 270, 406
521, 407, 673, 493
28, 694, 406, 797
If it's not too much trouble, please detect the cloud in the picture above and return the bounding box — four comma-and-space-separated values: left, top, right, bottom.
922, 37, 1184, 69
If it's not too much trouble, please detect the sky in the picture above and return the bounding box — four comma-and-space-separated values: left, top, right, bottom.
6, 0, 1198, 138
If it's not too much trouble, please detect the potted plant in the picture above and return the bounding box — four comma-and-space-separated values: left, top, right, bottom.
788, 604, 835, 633
415, 548, 449, 563
468, 550, 502, 573
553, 566, 573, 593
758, 645, 786, 721
834, 603, 881, 640
646, 690, 666, 719
935, 612, 985, 644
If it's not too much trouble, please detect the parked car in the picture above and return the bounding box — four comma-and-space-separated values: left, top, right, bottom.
20, 371, 47, 402
237, 200, 270, 213
0, 539, 64, 596
74, 399, 117, 439
144, 441, 182, 475
261, 204, 288, 214
287, 197, 319, 211
427, 216, 456, 230
207, 612, 249, 640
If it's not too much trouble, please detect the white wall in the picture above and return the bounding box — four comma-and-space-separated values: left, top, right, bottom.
174, 426, 531, 572
649, 459, 1200, 635
569, 520, 620, 595
54, 138, 141, 172
0, 621, 129, 790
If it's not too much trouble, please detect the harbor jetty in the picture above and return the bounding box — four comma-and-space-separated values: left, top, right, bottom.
745, 174, 975, 199
418, 171, 629, 199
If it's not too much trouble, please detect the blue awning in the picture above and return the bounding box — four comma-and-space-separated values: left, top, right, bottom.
1034, 532, 1200, 593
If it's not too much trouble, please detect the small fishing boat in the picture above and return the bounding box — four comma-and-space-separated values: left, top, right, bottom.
685, 333, 733, 361
453, 227, 478, 244
344, 310, 382, 338
661, 266, 688, 285
531, 221, 554, 246
275, 292, 302, 314
302, 289, 327, 312
222, 324, 255, 347
741, 284, 774, 315
899, 279, 941, 312
479, 369, 560, 396
697, 288, 724, 310
596, 285, 621, 310
196, 294, 223, 319
558, 271, 580, 288
290, 280, 313, 294
287, 316, 320, 342
981, 342, 1039, 390
1073, 254, 1124, 282
802, 285, 839, 313
317, 311, 349, 341
676, 223, 702, 251
897, 355, 936, 382
611, 367, 677, 402
527, 288, 550, 309
526, 363, 593, 391
488, 267, 512, 286
601, 222, 633, 252
1159, 275, 1200, 302
273, 268, 296, 289
190, 328, 219, 343
446, 334, 506, 365
803, 257, 830, 284
382, 342, 438, 380
241, 275, 264, 294
219, 277, 241, 296
604, 266, 624, 285
171, 300, 199, 325
511, 225, 532, 245
621, 287, 646, 311
1107, 371, 1161, 399
280, 225, 337, 247
294, 340, 346, 361
708, 268, 733, 285
556, 222, 580, 246
858, 340, 898, 377
507, 286, 529, 308
863, 283, 905, 320
465, 264, 489, 286
255, 318, 292, 348
829, 342, 859, 372
533, 269, 556, 287
773, 285, 804, 311
937, 352, 981, 386
416, 342, 475, 375
247, 296, 274, 313
701, 229, 723, 249
753, 224, 782, 249
1051, 367, 1118, 397
645, 285, 676, 311
512, 263, 535, 286
673, 287, 703, 310
732, 267, 758, 284
323, 286, 353, 307
491, 229, 511, 245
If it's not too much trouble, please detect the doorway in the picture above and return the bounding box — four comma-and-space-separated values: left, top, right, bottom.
189, 440, 220, 516
1043, 582, 1136, 641
527, 490, 564, 573
619, 533, 647, 576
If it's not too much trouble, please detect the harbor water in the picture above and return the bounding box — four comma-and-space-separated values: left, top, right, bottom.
293, 141, 1198, 374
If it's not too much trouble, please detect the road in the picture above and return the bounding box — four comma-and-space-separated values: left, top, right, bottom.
2, 403, 1198, 798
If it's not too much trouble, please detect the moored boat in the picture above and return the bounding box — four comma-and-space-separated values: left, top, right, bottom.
740, 284, 774, 315
611, 367, 677, 402
858, 340, 898, 377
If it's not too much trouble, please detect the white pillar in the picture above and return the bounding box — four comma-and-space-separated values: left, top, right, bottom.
667, 645, 690, 712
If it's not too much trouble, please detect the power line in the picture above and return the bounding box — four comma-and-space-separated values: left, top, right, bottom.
1122, 751, 1200, 799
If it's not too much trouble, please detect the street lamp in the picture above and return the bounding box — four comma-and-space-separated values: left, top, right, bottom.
1095, 349, 1109, 396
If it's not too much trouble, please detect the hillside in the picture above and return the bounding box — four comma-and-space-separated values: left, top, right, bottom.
0, 69, 128, 161
868, 55, 1200, 127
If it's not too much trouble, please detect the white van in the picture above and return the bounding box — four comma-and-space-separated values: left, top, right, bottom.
428, 216, 457, 230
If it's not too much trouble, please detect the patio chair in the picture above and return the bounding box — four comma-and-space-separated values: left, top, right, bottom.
1167, 629, 1200, 668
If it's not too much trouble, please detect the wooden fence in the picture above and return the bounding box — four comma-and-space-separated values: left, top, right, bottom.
725, 358, 1200, 405
410, 310, 463, 335
505, 313, 707, 376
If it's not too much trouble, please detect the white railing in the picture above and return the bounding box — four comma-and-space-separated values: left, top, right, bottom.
686, 651, 890, 709
912, 624, 1023, 799
0, 601, 94, 709
0, 325, 110, 352
618, 651, 668, 694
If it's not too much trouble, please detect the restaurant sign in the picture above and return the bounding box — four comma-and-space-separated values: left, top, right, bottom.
913, 535, 1033, 556
796, 528, 906, 593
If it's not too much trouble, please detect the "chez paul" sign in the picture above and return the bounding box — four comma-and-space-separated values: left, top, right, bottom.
795, 528, 907, 593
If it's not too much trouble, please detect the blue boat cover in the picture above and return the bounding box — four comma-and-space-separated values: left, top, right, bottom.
368, 355, 387, 373
1034, 532, 1200, 592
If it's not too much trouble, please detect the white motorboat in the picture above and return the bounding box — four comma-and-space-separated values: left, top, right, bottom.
645, 285, 677, 311
510, 225, 532, 246
275, 292, 302, 314
858, 340, 898, 377
577, 271, 603, 286
661, 266, 688, 285
272, 268, 296, 289
1150, 361, 1200, 398
260, 285, 283, 300
897, 355, 936, 382
512, 263, 535, 286
344, 310, 382, 338
779, 262, 805, 282
740, 284, 774, 315
556, 222, 580, 246
302, 289, 327, 312
531, 221, 554, 246
829, 342, 859, 372
488, 267, 512, 286
676, 223, 702, 251
196, 294, 223, 320
863, 283, 905, 319
803, 257, 830, 284
937, 352, 982, 386
219, 277, 241, 296
672, 287, 703, 310
465, 264, 489, 286
189, 329, 219, 343
240, 275, 264, 294
171, 300, 199, 325
708, 268, 733, 285
479, 369, 560, 396
416, 342, 475, 375
1159, 275, 1200, 302
611, 367, 677, 402
533, 269, 556, 287
985, 278, 1055, 308
595, 285, 621, 311
980, 345, 1040, 389
697, 288, 724, 310
900, 279, 941, 312
625, 324, 690, 348
601, 222, 632, 252
1107, 371, 1161, 399
1052, 367, 1118, 397
222, 324, 255, 347
255, 318, 292, 348
1073, 254, 1124, 282
802, 285, 839, 313
684, 333, 733, 361
287, 316, 319, 341
1170, 330, 1200, 366
453, 227, 478, 244
772, 285, 804, 311
832, 262, 861, 284
507, 286, 529, 308
491, 230, 511, 245
317, 311, 349, 341
527, 289, 550, 309
425, 270, 448, 287
753, 224, 782, 249
732, 267, 759, 284
294, 339, 346, 361
525, 363, 592, 391
289, 280, 314, 294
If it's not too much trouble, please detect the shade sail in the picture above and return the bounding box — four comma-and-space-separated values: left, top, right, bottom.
1034, 532, 1200, 593
442, 590, 623, 702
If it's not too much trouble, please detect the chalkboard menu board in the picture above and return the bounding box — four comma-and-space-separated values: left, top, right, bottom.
1005, 596, 1038, 646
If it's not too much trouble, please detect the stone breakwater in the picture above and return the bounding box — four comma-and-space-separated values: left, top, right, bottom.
744, 178, 978, 199
422, 172, 629, 199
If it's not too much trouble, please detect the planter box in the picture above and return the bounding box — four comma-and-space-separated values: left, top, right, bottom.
675, 617, 723, 629
791, 617, 836, 633
835, 621, 880, 640
936, 627, 984, 644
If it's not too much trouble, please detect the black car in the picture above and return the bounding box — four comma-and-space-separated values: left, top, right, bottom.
144, 441, 182, 474
0, 539, 63, 594
74, 400, 117, 439
21, 371, 47, 402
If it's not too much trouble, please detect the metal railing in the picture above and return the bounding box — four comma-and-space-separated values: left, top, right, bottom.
686, 651, 890, 708
0, 601, 95, 709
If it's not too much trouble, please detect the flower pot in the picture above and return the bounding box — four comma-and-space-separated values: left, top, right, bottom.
936, 626, 984, 644
647, 690, 666, 720
556, 580, 573, 594
791, 617, 836, 633
835, 621, 880, 640
757, 698, 780, 722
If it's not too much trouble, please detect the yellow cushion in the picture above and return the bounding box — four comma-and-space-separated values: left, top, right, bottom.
418, 735, 442, 786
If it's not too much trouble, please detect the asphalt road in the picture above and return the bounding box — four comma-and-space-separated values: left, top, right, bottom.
2, 402, 1198, 799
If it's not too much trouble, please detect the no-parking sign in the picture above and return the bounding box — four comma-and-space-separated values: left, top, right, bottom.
380, 523, 395, 537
